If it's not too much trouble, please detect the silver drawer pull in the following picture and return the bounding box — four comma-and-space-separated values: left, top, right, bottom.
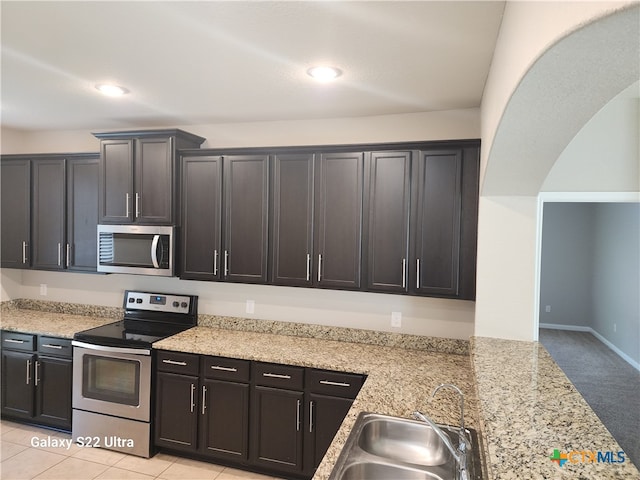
319, 380, 351, 388
4, 338, 25, 344
41, 344, 63, 349
162, 359, 188, 366
210, 365, 238, 372
263, 373, 291, 379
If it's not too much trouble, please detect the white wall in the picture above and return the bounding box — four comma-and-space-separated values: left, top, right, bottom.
0, 109, 479, 340
476, 2, 638, 342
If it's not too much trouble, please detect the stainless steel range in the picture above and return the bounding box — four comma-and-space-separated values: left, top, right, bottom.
71, 290, 197, 457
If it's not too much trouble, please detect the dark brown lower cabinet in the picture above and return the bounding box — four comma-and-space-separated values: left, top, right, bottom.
155, 353, 364, 479
1, 331, 72, 431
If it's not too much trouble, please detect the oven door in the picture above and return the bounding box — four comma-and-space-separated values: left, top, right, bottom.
72, 342, 151, 422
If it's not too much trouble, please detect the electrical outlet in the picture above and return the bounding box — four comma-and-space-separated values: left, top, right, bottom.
246, 300, 255, 314
391, 311, 402, 328
40, 284, 47, 296
614, 323, 617, 333
545, 305, 551, 313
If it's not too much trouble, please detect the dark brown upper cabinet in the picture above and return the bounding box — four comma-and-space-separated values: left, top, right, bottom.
66, 156, 100, 272
363, 151, 412, 293
180, 155, 223, 280
1, 158, 31, 269
271, 153, 315, 287
410, 146, 479, 300
313, 151, 364, 290
31, 158, 66, 271
224, 154, 270, 283
95, 129, 205, 225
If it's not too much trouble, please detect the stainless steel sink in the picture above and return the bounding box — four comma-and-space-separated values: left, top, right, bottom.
357, 415, 451, 466
339, 461, 443, 480
329, 412, 484, 480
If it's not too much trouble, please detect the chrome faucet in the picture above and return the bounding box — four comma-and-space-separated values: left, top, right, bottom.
412, 383, 469, 480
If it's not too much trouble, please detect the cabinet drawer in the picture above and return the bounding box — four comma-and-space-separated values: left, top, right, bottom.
37, 336, 72, 358
202, 356, 250, 382
306, 369, 365, 399
156, 350, 199, 375
253, 362, 304, 390
1, 331, 36, 352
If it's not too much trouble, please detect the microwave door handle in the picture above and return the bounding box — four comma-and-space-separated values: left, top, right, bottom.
151, 235, 160, 268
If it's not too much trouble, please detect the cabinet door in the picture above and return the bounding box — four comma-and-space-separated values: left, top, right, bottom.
314, 152, 364, 289
135, 137, 173, 224
200, 379, 249, 461
67, 156, 99, 272
305, 394, 354, 472
181, 156, 223, 280
224, 155, 269, 283
412, 150, 462, 296
100, 139, 134, 223
271, 153, 314, 286
363, 151, 412, 293
250, 386, 304, 473
155, 372, 199, 452
34, 356, 72, 429
1, 159, 31, 268
1, 350, 35, 419
32, 158, 66, 270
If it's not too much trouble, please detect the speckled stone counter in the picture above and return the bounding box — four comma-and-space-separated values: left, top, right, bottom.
154, 326, 480, 480
472, 337, 639, 479
0, 303, 117, 338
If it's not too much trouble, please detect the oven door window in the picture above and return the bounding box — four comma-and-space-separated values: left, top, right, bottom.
82, 354, 140, 406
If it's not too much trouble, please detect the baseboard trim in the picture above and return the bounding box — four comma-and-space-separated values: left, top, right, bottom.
540, 323, 640, 372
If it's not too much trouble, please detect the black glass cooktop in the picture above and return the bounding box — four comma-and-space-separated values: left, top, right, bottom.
73, 290, 198, 350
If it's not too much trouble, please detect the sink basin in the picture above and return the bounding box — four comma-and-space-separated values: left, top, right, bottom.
340, 461, 442, 480
329, 412, 484, 480
358, 416, 451, 466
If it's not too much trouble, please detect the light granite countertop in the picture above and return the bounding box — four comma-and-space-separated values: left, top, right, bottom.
2, 302, 637, 479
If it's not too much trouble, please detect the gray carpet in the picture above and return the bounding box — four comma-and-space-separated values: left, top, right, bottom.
539, 329, 640, 469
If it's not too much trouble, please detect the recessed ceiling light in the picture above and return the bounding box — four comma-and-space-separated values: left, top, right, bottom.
307, 66, 342, 81
95, 84, 129, 97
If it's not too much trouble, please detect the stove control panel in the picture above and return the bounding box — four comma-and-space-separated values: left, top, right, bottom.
124, 291, 193, 314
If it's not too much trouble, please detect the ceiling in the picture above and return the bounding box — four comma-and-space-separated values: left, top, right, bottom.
1, 1, 505, 132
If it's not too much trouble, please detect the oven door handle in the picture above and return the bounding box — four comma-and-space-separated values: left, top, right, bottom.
72, 340, 151, 356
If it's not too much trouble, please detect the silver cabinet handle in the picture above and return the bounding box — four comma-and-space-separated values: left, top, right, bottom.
317, 254, 322, 282
66, 244, 71, 268
306, 253, 311, 282
210, 365, 237, 372
309, 400, 314, 433
41, 344, 63, 349
4, 338, 25, 344
125, 193, 130, 218
57, 243, 62, 266
319, 380, 351, 387
213, 250, 218, 276
224, 250, 229, 277
201, 385, 207, 415
190, 383, 196, 413
162, 359, 187, 366
262, 373, 291, 380
402, 258, 407, 289
26, 359, 31, 385
135, 193, 140, 218
22, 241, 27, 264
416, 258, 421, 289
34, 361, 40, 387
296, 399, 301, 432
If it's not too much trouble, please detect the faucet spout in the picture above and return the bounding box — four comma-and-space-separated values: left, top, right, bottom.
432, 383, 465, 433
411, 411, 460, 464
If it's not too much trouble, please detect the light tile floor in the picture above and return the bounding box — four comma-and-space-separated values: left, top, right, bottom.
0, 421, 280, 480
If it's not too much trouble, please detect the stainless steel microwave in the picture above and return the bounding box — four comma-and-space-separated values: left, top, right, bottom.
97, 225, 174, 276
